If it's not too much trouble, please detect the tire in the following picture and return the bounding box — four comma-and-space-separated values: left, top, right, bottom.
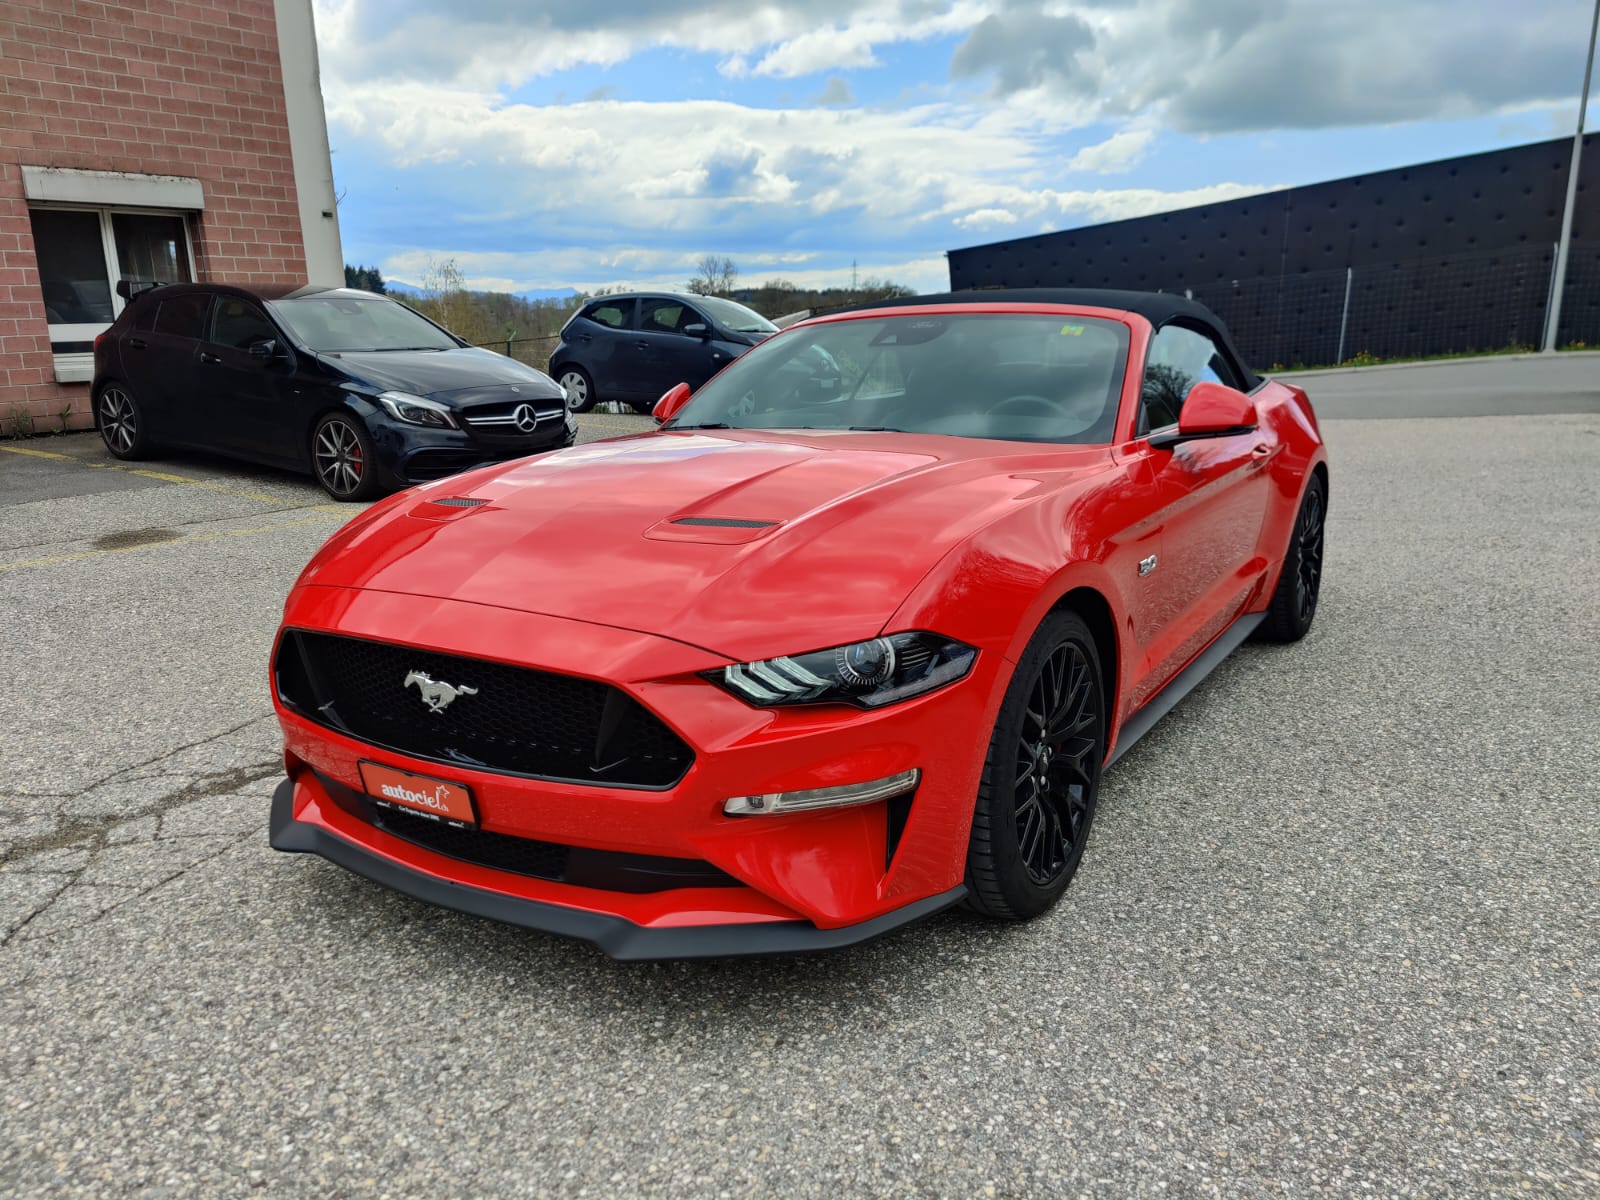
556, 366, 596, 414
310, 412, 382, 502
1256, 473, 1326, 644
965, 609, 1107, 920
95, 382, 153, 461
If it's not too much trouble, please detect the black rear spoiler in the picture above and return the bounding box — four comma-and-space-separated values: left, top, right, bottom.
115, 279, 164, 301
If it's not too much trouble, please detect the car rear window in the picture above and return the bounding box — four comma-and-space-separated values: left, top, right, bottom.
154, 293, 210, 340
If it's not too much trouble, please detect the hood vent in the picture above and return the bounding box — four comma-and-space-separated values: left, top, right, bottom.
406, 495, 491, 522
671, 516, 776, 529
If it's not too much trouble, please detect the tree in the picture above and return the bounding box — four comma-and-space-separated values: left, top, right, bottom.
342, 263, 387, 293
736, 276, 917, 320
687, 254, 739, 296
409, 256, 490, 341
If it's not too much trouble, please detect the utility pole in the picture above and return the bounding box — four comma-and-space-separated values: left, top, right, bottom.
1545, 0, 1599, 351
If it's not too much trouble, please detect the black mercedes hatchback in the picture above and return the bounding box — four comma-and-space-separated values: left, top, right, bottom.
91, 283, 576, 500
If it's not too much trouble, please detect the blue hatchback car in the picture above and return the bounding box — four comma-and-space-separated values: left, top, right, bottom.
549, 292, 776, 413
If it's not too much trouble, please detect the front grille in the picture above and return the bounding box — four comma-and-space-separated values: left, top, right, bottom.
460, 402, 566, 429
320, 774, 737, 892
277, 631, 694, 788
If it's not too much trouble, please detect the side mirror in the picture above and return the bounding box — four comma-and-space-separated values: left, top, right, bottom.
654, 382, 692, 424
248, 339, 279, 359
681, 323, 709, 339
1149, 381, 1257, 449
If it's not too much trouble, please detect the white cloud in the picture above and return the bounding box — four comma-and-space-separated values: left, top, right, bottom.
749, 28, 882, 78
948, 0, 1585, 132
316, 0, 1590, 132
954, 208, 1020, 229
1066, 130, 1154, 174
314, 0, 1583, 307
385, 248, 951, 297
315, 0, 994, 91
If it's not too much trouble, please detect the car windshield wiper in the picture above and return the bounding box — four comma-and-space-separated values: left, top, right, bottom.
847, 425, 904, 432
670, 422, 732, 430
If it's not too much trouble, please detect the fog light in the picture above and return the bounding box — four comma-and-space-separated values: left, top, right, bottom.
723, 769, 919, 816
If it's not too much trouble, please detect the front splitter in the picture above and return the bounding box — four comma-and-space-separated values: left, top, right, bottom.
269, 779, 966, 961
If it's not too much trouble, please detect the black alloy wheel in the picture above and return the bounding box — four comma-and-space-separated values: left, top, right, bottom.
96, 384, 151, 460
557, 366, 596, 414
311, 413, 381, 501
966, 609, 1106, 920
1258, 473, 1327, 643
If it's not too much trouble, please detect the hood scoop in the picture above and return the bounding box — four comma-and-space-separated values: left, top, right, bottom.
670, 516, 776, 529
645, 514, 781, 544
407, 496, 491, 522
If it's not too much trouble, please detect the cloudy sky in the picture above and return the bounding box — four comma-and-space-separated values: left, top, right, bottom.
312, 0, 1595, 297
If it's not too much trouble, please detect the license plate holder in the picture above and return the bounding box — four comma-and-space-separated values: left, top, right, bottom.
358, 761, 477, 829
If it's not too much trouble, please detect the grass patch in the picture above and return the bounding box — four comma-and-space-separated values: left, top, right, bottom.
1270, 341, 1593, 373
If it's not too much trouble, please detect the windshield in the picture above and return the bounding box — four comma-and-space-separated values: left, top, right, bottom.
668, 311, 1129, 443
268, 295, 458, 352
693, 295, 778, 334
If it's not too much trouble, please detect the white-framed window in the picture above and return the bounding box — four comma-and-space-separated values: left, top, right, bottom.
27, 203, 196, 380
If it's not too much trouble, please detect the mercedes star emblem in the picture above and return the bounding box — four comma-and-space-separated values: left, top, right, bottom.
512, 403, 539, 433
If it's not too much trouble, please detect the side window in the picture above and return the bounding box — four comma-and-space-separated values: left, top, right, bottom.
1139, 324, 1242, 433
583, 301, 632, 329
209, 297, 277, 350
129, 298, 160, 333
154, 292, 210, 340
640, 298, 690, 335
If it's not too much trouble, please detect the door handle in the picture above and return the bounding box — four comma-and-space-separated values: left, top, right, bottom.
1251, 442, 1273, 457
199, 351, 222, 365
634, 341, 649, 349
128, 337, 148, 350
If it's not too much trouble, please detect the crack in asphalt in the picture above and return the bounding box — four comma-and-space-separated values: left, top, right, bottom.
0, 759, 280, 870
57, 714, 274, 799
0, 714, 285, 945
1, 825, 264, 948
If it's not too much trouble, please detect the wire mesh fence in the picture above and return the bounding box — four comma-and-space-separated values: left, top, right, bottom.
1170, 239, 1599, 369
472, 333, 561, 373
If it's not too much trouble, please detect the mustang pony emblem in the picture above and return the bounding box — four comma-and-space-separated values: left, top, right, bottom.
404, 670, 478, 714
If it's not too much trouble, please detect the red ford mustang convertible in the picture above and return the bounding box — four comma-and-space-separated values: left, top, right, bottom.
270, 290, 1328, 958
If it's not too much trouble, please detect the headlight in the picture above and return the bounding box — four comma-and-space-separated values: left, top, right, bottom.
377, 391, 457, 429
710, 632, 977, 709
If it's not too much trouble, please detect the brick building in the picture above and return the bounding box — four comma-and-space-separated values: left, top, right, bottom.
0, 0, 341, 433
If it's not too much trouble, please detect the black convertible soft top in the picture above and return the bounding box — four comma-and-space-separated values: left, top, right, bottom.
831, 288, 1260, 389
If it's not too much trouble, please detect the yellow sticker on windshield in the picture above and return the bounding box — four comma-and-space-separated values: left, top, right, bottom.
1060, 324, 1085, 336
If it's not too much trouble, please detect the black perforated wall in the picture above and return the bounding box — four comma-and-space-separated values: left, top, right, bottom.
947, 136, 1599, 368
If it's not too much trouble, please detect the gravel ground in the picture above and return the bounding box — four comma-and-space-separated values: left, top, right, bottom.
1, 395, 1597, 1198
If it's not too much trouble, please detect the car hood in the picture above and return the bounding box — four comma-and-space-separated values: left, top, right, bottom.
319, 347, 560, 402
298, 430, 1110, 661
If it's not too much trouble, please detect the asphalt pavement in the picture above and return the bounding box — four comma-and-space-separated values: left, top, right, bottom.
1, 371, 1596, 1198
